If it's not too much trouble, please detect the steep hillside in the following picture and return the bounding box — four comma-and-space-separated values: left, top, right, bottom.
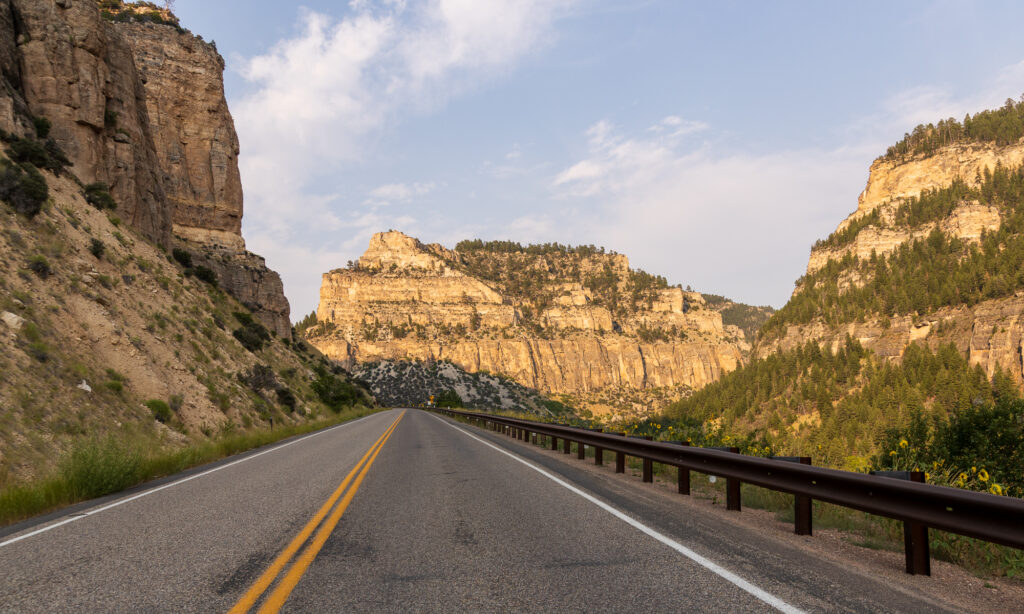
757, 99, 1024, 390
0, 0, 371, 486
305, 231, 759, 418
659, 100, 1024, 492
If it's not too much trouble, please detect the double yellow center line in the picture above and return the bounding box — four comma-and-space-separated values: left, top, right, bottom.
229, 410, 405, 614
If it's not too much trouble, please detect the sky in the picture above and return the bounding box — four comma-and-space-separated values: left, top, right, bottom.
169, 0, 1024, 319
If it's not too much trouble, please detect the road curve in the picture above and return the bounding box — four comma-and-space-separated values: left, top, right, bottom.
0, 409, 974, 613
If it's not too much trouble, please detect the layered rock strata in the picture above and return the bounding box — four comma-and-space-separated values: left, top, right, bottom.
308, 231, 746, 399
763, 141, 1024, 385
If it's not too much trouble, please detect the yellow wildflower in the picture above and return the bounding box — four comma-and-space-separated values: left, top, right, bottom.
889, 450, 897, 456
990, 484, 1003, 496
978, 469, 989, 482
925, 472, 930, 481
899, 439, 908, 449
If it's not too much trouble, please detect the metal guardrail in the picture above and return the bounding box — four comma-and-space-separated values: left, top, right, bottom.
430, 407, 1024, 575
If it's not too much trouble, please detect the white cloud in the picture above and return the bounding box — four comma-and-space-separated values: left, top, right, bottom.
551, 118, 871, 306
234, 0, 577, 318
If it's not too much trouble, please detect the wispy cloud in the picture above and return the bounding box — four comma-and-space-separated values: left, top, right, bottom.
233, 0, 578, 316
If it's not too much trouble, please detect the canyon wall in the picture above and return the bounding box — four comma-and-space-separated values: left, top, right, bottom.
307, 231, 746, 410
0, 1, 289, 336
761, 141, 1024, 385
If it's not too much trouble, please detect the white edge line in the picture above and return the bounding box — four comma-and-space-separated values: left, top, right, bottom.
432, 414, 806, 614
0, 412, 384, 549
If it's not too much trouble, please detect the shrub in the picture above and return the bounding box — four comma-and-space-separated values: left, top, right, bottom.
171, 248, 192, 268
312, 369, 359, 412
169, 394, 184, 412
435, 389, 463, 408
276, 387, 297, 411
191, 265, 217, 287
32, 116, 51, 139
103, 380, 124, 394
239, 364, 277, 392
83, 183, 117, 210
89, 238, 105, 259
28, 254, 52, 278
232, 311, 271, 352
0, 162, 48, 217
145, 399, 172, 423
5, 136, 68, 173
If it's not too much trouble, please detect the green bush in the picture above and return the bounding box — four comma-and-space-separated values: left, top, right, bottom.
5, 136, 69, 173
0, 162, 48, 218
171, 248, 192, 268
89, 238, 105, 259
144, 399, 172, 423
232, 311, 271, 352
32, 116, 51, 139
276, 387, 297, 411
28, 254, 52, 278
191, 265, 217, 287
312, 369, 359, 412
435, 389, 463, 408
83, 182, 117, 210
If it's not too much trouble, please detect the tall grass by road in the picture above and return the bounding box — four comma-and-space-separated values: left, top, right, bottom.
0, 407, 379, 527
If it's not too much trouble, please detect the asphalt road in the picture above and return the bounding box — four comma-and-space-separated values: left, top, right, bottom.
0, 409, 973, 613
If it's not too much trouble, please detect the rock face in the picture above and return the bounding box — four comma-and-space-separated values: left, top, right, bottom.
0, 1, 289, 337
307, 231, 747, 410
119, 22, 244, 251
807, 143, 1024, 275
3, 0, 170, 244
763, 141, 1024, 386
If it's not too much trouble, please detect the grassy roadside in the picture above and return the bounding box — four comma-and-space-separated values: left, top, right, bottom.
0, 406, 381, 528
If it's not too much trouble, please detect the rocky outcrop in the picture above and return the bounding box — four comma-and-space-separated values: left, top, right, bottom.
765, 140, 1024, 387
806, 202, 1001, 274
760, 294, 1024, 383
120, 22, 244, 251
308, 231, 747, 404
193, 247, 291, 338
4, 0, 170, 244
0, 1, 289, 337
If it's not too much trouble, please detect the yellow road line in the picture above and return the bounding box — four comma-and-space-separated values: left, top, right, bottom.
228, 411, 404, 614
256, 410, 405, 614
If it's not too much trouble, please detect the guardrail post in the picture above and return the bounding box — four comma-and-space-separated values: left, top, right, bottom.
577, 437, 586, 460
871, 470, 930, 575
551, 436, 558, 451
531, 432, 538, 445
641, 436, 654, 483
615, 433, 626, 473
594, 428, 604, 466
770, 456, 813, 535
672, 441, 691, 495
710, 446, 741, 511
562, 437, 571, 455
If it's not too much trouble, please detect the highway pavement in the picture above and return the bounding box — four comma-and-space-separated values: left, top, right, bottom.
0, 409, 979, 612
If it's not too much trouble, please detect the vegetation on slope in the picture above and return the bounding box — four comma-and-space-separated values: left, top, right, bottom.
453, 239, 671, 319
882, 96, 1024, 161
658, 339, 1021, 496
763, 163, 1024, 337
701, 293, 775, 340
0, 126, 373, 515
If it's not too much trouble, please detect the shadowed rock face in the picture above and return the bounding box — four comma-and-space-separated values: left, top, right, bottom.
307, 231, 747, 405
0, 1, 290, 337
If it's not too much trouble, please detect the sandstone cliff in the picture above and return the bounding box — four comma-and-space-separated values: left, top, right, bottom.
306, 231, 748, 415
759, 138, 1024, 387
0, 0, 290, 337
